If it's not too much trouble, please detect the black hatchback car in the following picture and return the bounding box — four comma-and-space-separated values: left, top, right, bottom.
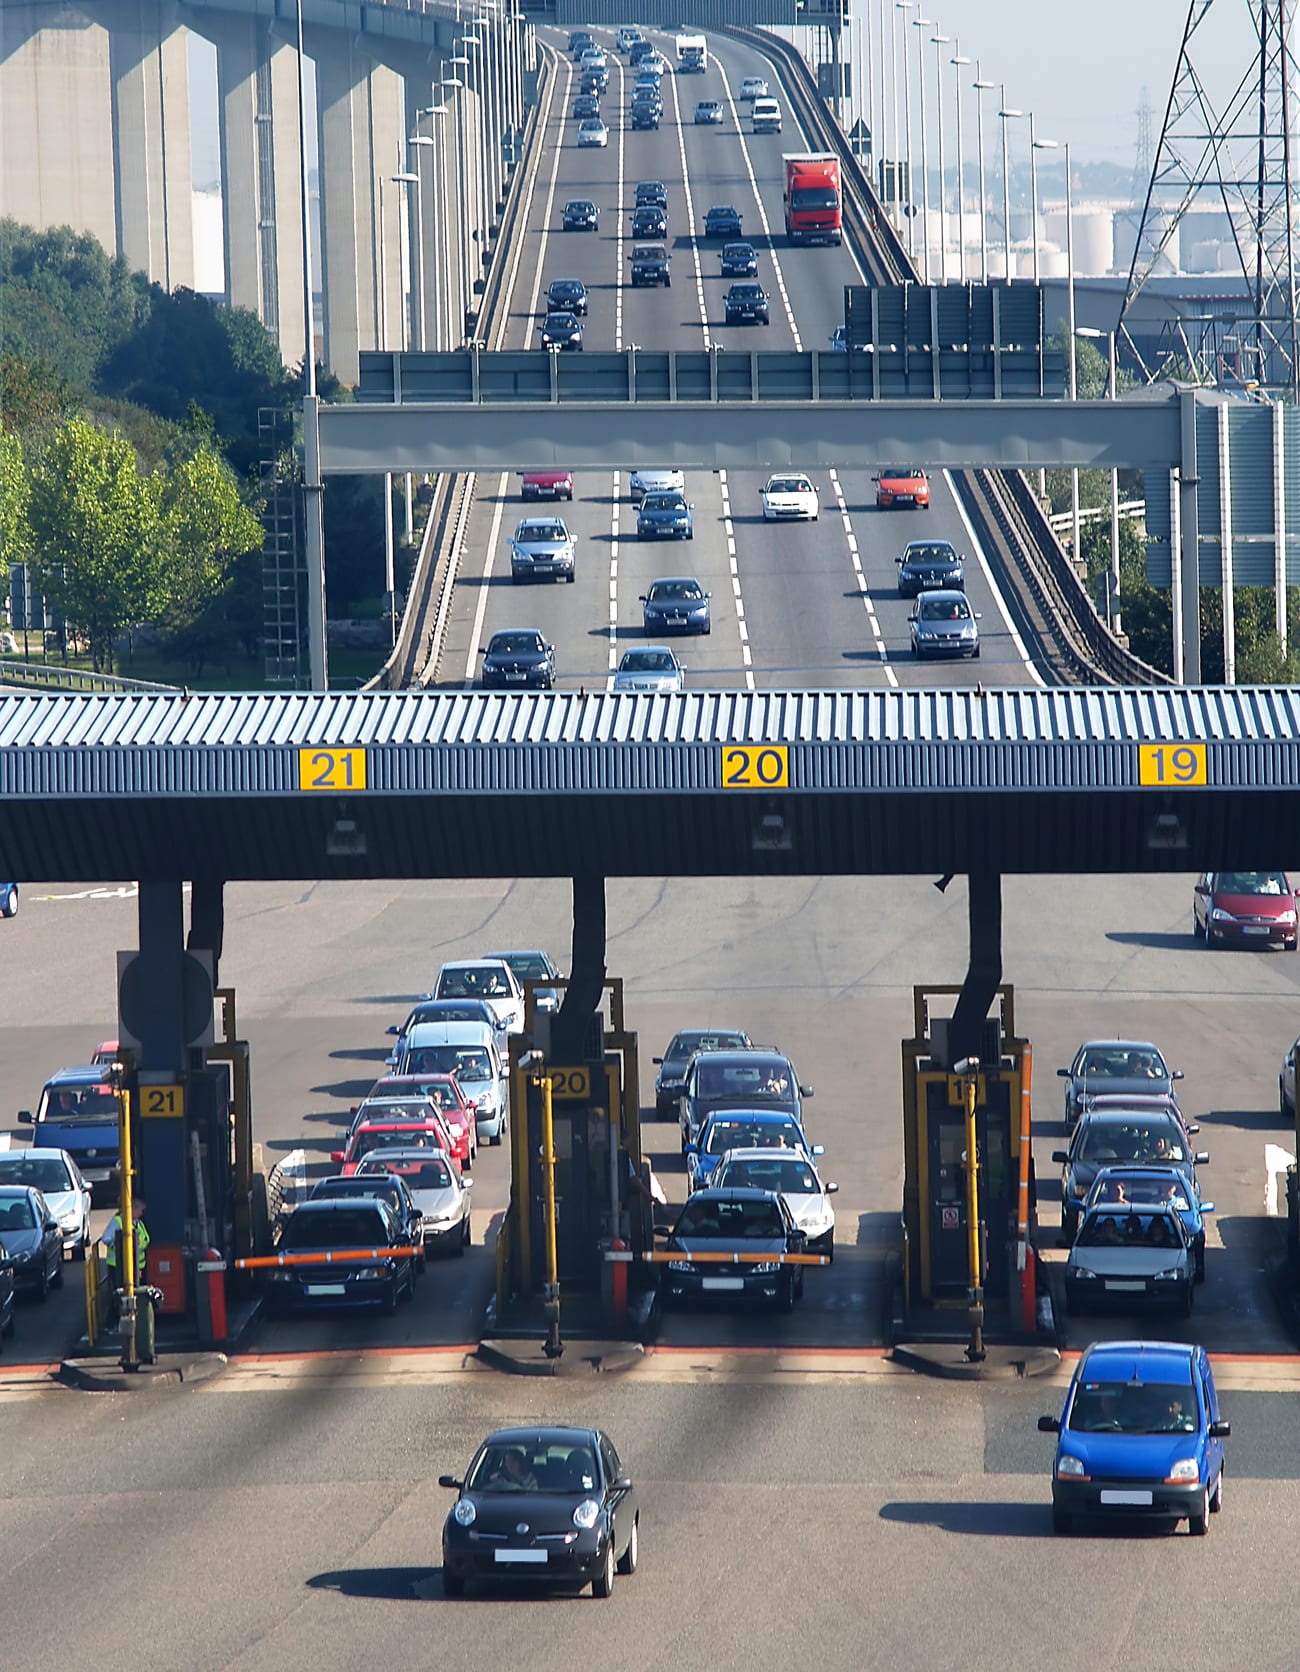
546, 278, 589, 317
571, 93, 600, 121
539, 310, 583, 351
896, 539, 965, 598
480, 629, 556, 691
634, 180, 668, 210
309, 1174, 426, 1275
724, 283, 770, 325
441, 1425, 639, 1598
264, 1198, 417, 1314
721, 240, 759, 277
631, 99, 661, 130
562, 199, 598, 232
630, 205, 668, 239
657, 1187, 808, 1310
704, 204, 743, 238
0, 1185, 64, 1299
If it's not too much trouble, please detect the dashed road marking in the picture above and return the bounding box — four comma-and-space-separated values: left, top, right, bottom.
829, 466, 898, 688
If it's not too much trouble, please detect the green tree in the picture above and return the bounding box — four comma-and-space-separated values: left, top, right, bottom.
27, 418, 164, 671
0, 427, 31, 569
158, 445, 263, 675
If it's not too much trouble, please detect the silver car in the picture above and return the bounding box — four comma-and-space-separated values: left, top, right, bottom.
509, 517, 577, 584
0, 1147, 91, 1256
1059, 1039, 1183, 1128
1064, 1202, 1193, 1317
613, 646, 685, 693
630, 467, 685, 506
356, 1149, 473, 1255
577, 119, 608, 148
711, 1147, 839, 1258
908, 589, 980, 659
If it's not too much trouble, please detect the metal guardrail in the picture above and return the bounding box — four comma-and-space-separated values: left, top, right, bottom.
0, 659, 181, 695
1048, 500, 1146, 534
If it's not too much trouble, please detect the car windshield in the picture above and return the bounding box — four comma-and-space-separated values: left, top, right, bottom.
467, 1440, 599, 1494
642, 494, 684, 512
1078, 1046, 1168, 1080
281, 1207, 386, 1250
543, 315, 576, 330
488, 633, 542, 656
1217, 870, 1289, 895
675, 1197, 785, 1238
768, 478, 809, 494
1077, 1210, 1185, 1248
0, 1196, 37, 1229
353, 1128, 440, 1159
633, 246, 666, 261
1068, 1377, 1198, 1434
1076, 1120, 1186, 1165
669, 1031, 747, 1061
621, 651, 676, 673
356, 1101, 433, 1125
0, 1157, 72, 1193
491, 953, 550, 980
791, 187, 839, 210
405, 1046, 491, 1080
904, 545, 957, 564
733, 286, 762, 300
649, 582, 702, 603
38, 1083, 116, 1123
1092, 1175, 1191, 1210
437, 966, 507, 998
705, 1118, 800, 1154
567, 202, 593, 214
918, 597, 970, 621
312, 1177, 403, 1207
362, 1155, 453, 1190
697, 1059, 792, 1099
402, 1080, 462, 1110
720, 1157, 819, 1193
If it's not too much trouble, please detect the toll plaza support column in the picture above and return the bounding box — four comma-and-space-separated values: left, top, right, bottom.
130, 880, 189, 1274
552, 876, 606, 1066
946, 874, 1002, 1070
187, 877, 224, 986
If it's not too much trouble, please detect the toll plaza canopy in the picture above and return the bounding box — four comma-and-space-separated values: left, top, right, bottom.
0, 686, 1296, 880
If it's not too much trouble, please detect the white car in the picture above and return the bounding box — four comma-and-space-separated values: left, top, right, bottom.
577, 119, 608, 149
738, 76, 768, 101
630, 466, 685, 505
762, 472, 819, 521
613, 646, 686, 693
711, 1146, 839, 1259
0, 1147, 91, 1257
393, 1021, 508, 1144
356, 1149, 473, 1256
431, 959, 525, 1035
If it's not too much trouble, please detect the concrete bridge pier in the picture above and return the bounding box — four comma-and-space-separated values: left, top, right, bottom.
110, 0, 194, 289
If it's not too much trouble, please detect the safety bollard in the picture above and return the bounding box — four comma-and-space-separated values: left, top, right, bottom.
610, 1238, 629, 1330
196, 1248, 228, 1346
1021, 1242, 1038, 1334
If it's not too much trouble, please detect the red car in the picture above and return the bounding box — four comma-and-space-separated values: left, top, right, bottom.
875, 466, 930, 510
365, 1073, 478, 1167
331, 1118, 455, 1177
521, 469, 574, 502
1193, 870, 1298, 950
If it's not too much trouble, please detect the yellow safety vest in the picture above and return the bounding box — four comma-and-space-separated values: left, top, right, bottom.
104, 1215, 150, 1272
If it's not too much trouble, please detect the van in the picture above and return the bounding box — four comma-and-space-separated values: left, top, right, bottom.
395, 1021, 508, 1143
751, 97, 782, 135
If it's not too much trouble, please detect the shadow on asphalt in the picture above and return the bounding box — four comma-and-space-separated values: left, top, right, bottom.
307, 1567, 437, 1601
877, 1500, 1050, 1539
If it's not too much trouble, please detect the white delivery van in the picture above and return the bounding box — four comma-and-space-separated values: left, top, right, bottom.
751, 97, 782, 135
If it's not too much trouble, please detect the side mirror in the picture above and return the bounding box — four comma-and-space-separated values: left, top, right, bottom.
1200, 1201, 1215, 1213
330, 1151, 344, 1163
1195, 1151, 1210, 1165
826, 1181, 840, 1195
614, 1476, 634, 1492
1037, 1415, 1061, 1434
894, 555, 902, 564
653, 1223, 671, 1238
1194, 883, 1209, 895
684, 1144, 698, 1158
800, 1085, 814, 1097
1057, 1067, 1069, 1079
1186, 1124, 1200, 1135
45, 1220, 60, 1233
1172, 1069, 1185, 1080
17, 1110, 32, 1124
639, 596, 649, 605
387, 1025, 400, 1036
1209, 1421, 1231, 1439
464, 1176, 474, 1188
438, 1474, 463, 1490
1051, 1150, 1069, 1165
811, 1144, 826, 1157
652, 1056, 663, 1065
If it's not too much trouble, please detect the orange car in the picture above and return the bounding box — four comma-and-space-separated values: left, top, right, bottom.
875, 466, 930, 510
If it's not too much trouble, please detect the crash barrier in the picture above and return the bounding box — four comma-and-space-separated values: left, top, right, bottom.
234, 1247, 421, 1268
639, 1250, 832, 1266
0, 659, 178, 695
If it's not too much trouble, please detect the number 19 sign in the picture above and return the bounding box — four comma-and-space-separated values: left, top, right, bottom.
1138, 743, 1206, 787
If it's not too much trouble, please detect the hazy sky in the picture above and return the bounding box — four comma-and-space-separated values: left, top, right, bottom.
859, 0, 1194, 168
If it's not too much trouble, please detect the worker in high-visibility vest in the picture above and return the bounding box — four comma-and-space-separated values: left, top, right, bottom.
103, 1201, 149, 1321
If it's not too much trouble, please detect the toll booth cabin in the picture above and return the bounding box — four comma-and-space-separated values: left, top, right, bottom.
900, 985, 1036, 1325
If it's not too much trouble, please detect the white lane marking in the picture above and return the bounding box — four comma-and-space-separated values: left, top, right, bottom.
718, 467, 755, 691
608, 472, 620, 684
715, 64, 801, 349
1265, 1143, 1295, 1217
614, 54, 626, 350
828, 465, 897, 688
667, 66, 710, 344
464, 56, 573, 685
942, 467, 1046, 687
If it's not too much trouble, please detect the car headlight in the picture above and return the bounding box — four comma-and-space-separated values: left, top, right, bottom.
454, 1498, 477, 1526
1153, 1267, 1183, 1281
573, 1499, 600, 1530
1056, 1455, 1086, 1479
752, 1261, 781, 1275
1166, 1458, 1199, 1483
961, 624, 977, 637
354, 1267, 387, 1281
1210, 907, 1234, 922
1072, 1268, 1098, 1281
1281, 910, 1297, 923
14, 1248, 39, 1264
667, 1259, 694, 1273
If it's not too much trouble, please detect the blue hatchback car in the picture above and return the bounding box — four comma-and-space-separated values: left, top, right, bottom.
686, 1108, 822, 1193
1038, 1340, 1229, 1537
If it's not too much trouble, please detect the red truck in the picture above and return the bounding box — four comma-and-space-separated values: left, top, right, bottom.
783, 153, 842, 246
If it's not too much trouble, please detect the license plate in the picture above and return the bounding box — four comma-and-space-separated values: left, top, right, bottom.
505, 672, 526, 681
1100, 1489, 1153, 1506
702, 1276, 744, 1291
304, 1283, 346, 1296
1105, 1279, 1147, 1292
1243, 925, 1271, 936
494, 1548, 547, 1564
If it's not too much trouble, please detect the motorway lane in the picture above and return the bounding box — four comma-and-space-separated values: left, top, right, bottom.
5, 1358, 1300, 1670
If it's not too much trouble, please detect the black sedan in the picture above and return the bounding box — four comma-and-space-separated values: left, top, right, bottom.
703, 204, 743, 238
480, 629, 555, 691
262, 1198, 417, 1314
546, 278, 589, 317
656, 1186, 808, 1310
571, 93, 600, 120
630, 101, 661, 130
724, 283, 770, 325
561, 199, 598, 231
640, 576, 711, 636
634, 180, 668, 209
720, 240, 759, 277
538, 310, 583, 351
896, 539, 965, 597
309, 1174, 426, 1275
0, 1186, 64, 1300
630, 205, 668, 240
441, 1425, 639, 1598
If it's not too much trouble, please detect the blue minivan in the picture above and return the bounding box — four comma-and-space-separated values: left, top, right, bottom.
1039, 1339, 1229, 1536
19, 1066, 119, 1197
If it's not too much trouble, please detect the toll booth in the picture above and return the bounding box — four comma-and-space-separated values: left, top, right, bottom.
900, 985, 1035, 1321
498, 978, 644, 1313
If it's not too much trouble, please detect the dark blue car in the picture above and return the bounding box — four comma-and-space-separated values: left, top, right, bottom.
686, 1109, 822, 1193
1039, 1340, 1228, 1537
636, 492, 694, 541
895, 539, 965, 598
639, 576, 711, 636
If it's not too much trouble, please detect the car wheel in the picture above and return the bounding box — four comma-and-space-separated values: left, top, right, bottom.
1188, 1487, 1210, 1536
972, 646, 981, 659
1210, 1468, 1224, 1513
402, 1264, 416, 1302
616, 1515, 639, 1575
442, 1569, 466, 1599
1181, 1283, 1194, 1319
456, 1220, 469, 1257
52, 1253, 64, 1289
384, 1277, 399, 1316
592, 1541, 616, 1598
1289, 938, 1298, 952
567, 571, 576, 582
491, 1126, 503, 1146
1051, 1506, 1072, 1536
73, 1226, 88, 1262
776, 1273, 796, 1313
1195, 1243, 1206, 1283
1, 886, 16, 918
36, 1260, 50, 1303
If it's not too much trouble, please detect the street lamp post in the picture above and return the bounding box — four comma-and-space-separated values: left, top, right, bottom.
439, 73, 464, 350
295, 0, 326, 690
998, 94, 1023, 282
449, 54, 474, 343
1029, 113, 1047, 286
1080, 326, 1123, 633
931, 28, 950, 284
895, 1, 915, 251
912, 16, 933, 283
973, 69, 994, 282
456, 33, 487, 312
950, 46, 970, 282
